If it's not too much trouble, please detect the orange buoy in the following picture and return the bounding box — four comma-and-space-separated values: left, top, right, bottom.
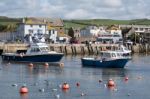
62, 83, 70, 90
28, 63, 33, 67
76, 82, 80, 87
20, 86, 29, 94
107, 79, 115, 87
44, 62, 49, 66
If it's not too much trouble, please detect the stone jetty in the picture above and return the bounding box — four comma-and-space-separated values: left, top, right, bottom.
0, 43, 118, 55
0, 43, 149, 55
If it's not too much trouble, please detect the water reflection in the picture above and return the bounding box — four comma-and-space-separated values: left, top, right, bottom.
20, 93, 28, 99
0, 54, 150, 99
101, 68, 128, 80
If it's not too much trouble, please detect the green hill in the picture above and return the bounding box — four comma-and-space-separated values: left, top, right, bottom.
0, 16, 21, 32
0, 16, 150, 31
0, 16, 21, 25
64, 19, 150, 29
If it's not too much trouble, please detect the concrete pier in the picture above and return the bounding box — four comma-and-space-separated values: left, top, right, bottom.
0, 43, 119, 55
0, 43, 149, 55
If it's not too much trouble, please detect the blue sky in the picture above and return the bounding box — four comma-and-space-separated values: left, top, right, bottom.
0, 0, 149, 19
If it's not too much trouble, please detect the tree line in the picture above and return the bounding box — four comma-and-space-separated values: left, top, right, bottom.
0, 24, 17, 32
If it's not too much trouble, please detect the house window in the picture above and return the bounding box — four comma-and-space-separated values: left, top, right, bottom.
29, 29, 33, 34
52, 30, 55, 34
140, 28, 143, 31
37, 29, 42, 33
114, 32, 118, 34
135, 28, 138, 30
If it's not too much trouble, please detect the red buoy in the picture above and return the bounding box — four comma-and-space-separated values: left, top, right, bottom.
28, 63, 33, 67
107, 79, 115, 87
62, 83, 70, 90
20, 86, 29, 94
76, 82, 80, 87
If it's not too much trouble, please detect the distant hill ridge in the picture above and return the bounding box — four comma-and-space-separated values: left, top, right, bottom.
0, 16, 150, 29
0, 16, 21, 23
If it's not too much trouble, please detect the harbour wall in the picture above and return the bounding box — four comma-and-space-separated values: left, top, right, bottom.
0, 43, 150, 55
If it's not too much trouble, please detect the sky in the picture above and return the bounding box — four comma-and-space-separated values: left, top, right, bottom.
0, 0, 149, 19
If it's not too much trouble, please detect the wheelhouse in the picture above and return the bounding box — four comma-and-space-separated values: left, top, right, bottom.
26, 43, 50, 54
100, 51, 130, 59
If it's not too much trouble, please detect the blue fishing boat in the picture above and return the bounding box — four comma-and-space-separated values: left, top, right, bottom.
81, 45, 131, 68
1, 43, 64, 63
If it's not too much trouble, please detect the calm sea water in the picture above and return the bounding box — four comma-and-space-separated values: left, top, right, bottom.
0, 54, 150, 99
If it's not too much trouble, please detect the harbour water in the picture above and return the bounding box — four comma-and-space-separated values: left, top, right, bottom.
0, 54, 150, 99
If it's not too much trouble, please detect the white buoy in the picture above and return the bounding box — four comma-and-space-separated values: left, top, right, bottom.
12, 84, 18, 87
55, 94, 60, 99
34, 82, 38, 86
58, 84, 62, 88
39, 88, 45, 92
81, 92, 86, 96
113, 88, 118, 91
52, 88, 57, 92
104, 84, 107, 88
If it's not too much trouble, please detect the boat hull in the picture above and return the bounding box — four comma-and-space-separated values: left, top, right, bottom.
81, 58, 130, 68
2, 53, 64, 63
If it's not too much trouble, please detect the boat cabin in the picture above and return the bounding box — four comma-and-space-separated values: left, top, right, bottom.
100, 50, 130, 60
25, 43, 53, 55
117, 45, 131, 53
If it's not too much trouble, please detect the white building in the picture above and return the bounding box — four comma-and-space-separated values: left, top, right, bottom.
119, 25, 150, 33
80, 25, 123, 44
47, 29, 57, 43
96, 25, 122, 44
80, 26, 107, 37
56, 33, 71, 43
17, 18, 47, 42
17, 18, 60, 43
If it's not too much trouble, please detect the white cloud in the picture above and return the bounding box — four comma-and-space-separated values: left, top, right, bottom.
65, 9, 90, 19
104, 0, 122, 7
0, 0, 149, 19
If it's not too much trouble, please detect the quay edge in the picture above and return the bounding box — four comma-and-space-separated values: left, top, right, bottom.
0, 43, 150, 55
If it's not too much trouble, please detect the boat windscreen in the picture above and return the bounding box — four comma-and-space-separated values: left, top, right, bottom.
40, 47, 49, 52
31, 48, 40, 52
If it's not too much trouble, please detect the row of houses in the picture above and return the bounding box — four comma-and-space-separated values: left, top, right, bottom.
69, 25, 150, 44
120, 25, 150, 44
0, 17, 70, 43
0, 18, 150, 44
69, 25, 123, 44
